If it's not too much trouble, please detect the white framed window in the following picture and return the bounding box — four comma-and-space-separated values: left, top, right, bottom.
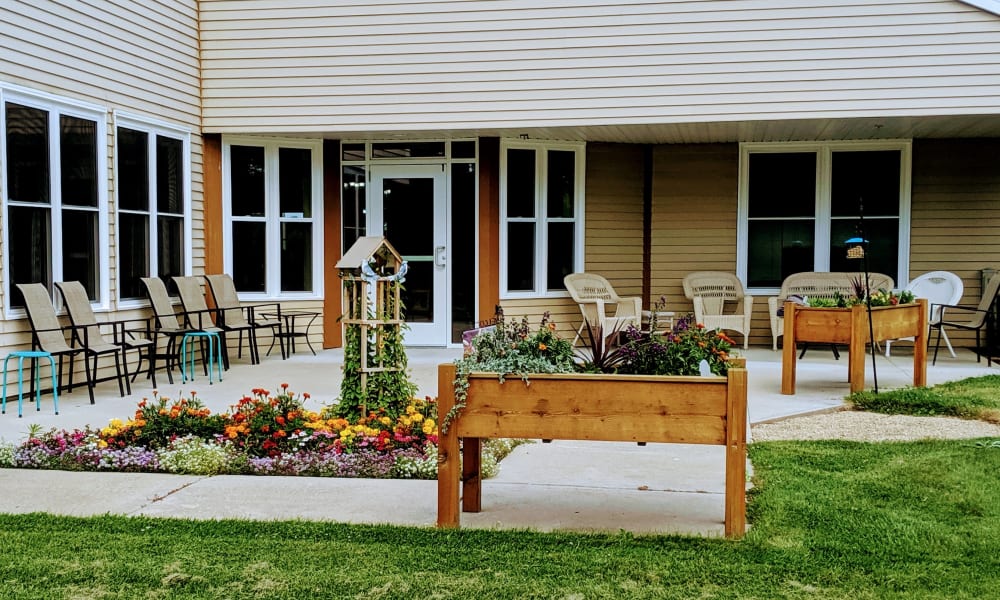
222, 136, 323, 299
737, 141, 911, 294
114, 111, 192, 303
500, 139, 585, 298
1, 83, 109, 315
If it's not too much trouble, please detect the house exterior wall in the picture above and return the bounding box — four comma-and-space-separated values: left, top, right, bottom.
499, 143, 645, 340
0, 0, 202, 363
507, 139, 1000, 352
909, 138, 1000, 348
200, 0, 1000, 134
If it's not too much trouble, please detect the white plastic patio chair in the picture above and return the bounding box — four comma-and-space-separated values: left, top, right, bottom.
563, 273, 641, 347
885, 271, 964, 357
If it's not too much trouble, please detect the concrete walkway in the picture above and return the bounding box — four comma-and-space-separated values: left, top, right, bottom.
1, 345, 995, 536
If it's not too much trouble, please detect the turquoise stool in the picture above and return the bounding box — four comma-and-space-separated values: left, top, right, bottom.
2, 350, 59, 418
179, 332, 223, 384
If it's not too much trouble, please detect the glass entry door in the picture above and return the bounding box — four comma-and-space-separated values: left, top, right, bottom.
370, 165, 448, 346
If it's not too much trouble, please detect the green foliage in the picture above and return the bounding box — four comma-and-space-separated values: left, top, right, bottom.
156, 436, 234, 475
617, 315, 734, 376
337, 277, 417, 420
849, 375, 1000, 423
100, 394, 226, 450
445, 309, 575, 432
807, 287, 916, 308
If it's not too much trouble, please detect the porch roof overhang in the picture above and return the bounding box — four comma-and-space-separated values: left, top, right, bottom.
212, 113, 1000, 145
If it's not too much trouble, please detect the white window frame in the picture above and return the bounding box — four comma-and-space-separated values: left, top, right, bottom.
221, 135, 324, 300
113, 110, 192, 307
737, 140, 912, 295
1, 82, 109, 317
499, 139, 586, 299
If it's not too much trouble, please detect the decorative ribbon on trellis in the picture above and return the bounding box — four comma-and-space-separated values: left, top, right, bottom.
360, 259, 408, 284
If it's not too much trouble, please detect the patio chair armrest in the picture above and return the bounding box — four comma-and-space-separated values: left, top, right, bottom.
176, 307, 216, 329
742, 295, 754, 317
109, 317, 155, 345
248, 302, 283, 322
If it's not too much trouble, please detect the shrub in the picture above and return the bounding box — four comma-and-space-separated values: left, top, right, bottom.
617, 317, 734, 376
100, 394, 226, 450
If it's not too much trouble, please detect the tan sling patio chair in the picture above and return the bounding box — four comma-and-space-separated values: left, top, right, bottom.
172, 276, 231, 369
139, 277, 194, 387
16, 283, 83, 401
932, 269, 1000, 366
204, 274, 285, 363
563, 272, 642, 347
55, 281, 144, 399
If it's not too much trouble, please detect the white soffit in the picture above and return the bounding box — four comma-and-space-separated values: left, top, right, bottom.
959, 0, 1000, 16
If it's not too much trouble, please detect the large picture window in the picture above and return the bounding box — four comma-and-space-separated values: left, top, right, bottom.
500, 141, 585, 297
738, 142, 910, 291
115, 115, 190, 301
223, 137, 323, 298
2, 87, 107, 311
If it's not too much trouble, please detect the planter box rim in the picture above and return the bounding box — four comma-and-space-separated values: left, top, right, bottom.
459, 369, 737, 383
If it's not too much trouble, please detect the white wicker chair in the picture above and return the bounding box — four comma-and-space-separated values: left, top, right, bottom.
768, 272, 895, 351
563, 273, 641, 347
682, 272, 753, 349
886, 271, 964, 357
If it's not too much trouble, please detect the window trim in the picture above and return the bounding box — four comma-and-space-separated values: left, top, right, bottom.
499, 139, 586, 299
113, 110, 193, 308
221, 135, 324, 301
1, 82, 110, 318
737, 140, 912, 295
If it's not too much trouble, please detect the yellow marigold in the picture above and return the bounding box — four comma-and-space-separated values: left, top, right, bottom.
399, 416, 412, 427
410, 413, 424, 423
406, 405, 416, 415
422, 419, 436, 435
97, 440, 108, 449
109, 418, 124, 428
339, 429, 353, 439
379, 416, 392, 426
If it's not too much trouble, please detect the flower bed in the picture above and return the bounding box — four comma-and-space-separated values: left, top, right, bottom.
0, 387, 448, 479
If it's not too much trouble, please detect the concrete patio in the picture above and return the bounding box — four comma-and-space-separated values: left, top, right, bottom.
0, 343, 995, 536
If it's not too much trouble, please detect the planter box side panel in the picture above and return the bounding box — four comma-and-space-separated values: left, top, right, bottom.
456, 376, 729, 444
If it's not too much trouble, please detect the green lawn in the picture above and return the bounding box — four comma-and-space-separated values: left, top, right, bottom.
2, 439, 998, 599
850, 375, 1000, 422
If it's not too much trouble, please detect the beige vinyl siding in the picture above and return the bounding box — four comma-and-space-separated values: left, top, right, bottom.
498, 143, 645, 342
1, 0, 202, 377
498, 298, 580, 343
201, 0, 1000, 134
908, 138, 1000, 350
583, 143, 645, 298
649, 143, 743, 333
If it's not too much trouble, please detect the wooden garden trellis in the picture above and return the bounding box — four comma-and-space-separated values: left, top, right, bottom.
335, 236, 408, 417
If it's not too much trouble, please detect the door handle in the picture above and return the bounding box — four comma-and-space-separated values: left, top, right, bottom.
434, 246, 447, 268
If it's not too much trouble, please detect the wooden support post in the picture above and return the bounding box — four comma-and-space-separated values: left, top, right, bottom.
913, 298, 928, 388
724, 366, 748, 538
849, 304, 868, 393
436, 363, 460, 528
781, 301, 798, 395
462, 437, 482, 513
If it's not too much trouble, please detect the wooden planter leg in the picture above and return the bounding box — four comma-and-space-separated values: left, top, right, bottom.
436, 363, 460, 528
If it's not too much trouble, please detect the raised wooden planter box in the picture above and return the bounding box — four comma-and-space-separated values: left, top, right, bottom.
781, 298, 928, 394
436, 362, 749, 538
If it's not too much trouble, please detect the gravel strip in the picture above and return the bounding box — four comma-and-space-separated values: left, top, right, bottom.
751, 410, 1000, 442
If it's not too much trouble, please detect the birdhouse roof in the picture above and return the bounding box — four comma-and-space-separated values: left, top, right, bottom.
336, 236, 403, 270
